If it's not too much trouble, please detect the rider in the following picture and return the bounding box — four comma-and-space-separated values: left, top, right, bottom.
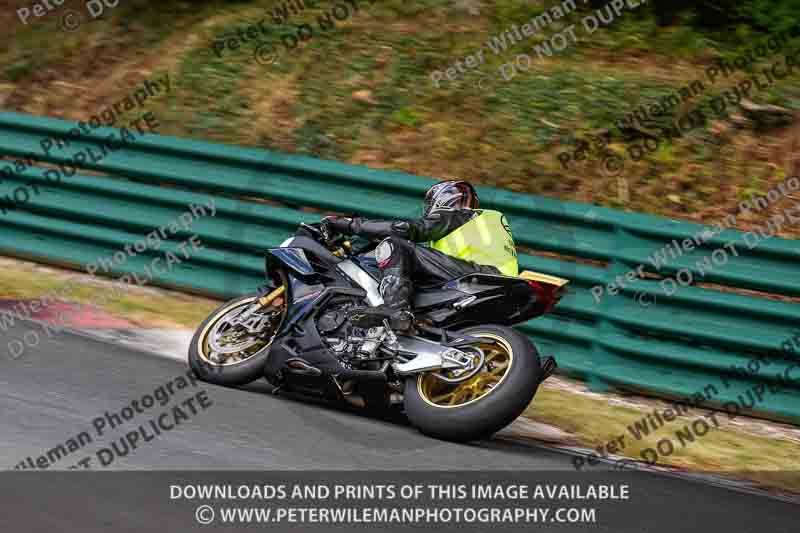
322, 180, 518, 332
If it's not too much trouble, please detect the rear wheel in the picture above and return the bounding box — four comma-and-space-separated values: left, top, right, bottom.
403, 325, 542, 442
188, 291, 285, 386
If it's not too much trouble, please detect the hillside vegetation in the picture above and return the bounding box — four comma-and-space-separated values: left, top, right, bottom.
2, 0, 800, 236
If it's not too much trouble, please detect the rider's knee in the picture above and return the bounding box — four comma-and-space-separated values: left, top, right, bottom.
376, 238, 396, 268
376, 236, 413, 268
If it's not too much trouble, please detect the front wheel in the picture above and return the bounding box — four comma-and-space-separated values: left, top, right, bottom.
188, 292, 285, 387
403, 325, 542, 442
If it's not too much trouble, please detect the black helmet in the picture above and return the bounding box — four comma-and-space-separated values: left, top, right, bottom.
423, 180, 479, 216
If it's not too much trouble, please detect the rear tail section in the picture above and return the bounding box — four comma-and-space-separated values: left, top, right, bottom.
518, 270, 570, 314
414, 270, 570, 328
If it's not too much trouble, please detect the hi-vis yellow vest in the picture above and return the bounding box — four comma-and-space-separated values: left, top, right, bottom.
430, 210, 518, 276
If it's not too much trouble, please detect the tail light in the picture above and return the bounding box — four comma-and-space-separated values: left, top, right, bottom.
526, 280, 564, 313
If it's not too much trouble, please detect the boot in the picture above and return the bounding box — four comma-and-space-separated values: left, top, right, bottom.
350, 270, 414, 333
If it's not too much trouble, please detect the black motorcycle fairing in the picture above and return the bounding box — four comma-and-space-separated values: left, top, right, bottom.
266, 247, 318, 280
266, 240, 364, 340
265, 236, 343, 282
349, 257, 543, 328
277, 278, 324, 336
412, 289, 469, 310
260, 231, 553, 402
264, 284, 367, 385
283, 236, 343, 265
413, 273, 541, 329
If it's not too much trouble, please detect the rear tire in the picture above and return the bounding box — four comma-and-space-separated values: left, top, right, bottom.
188, 294, 280, 387
403, 325, 542, 442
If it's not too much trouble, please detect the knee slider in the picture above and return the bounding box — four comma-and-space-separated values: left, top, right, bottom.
376, 238, 395, 268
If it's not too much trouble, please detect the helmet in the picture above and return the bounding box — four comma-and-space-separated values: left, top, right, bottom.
423, 180, 479, 216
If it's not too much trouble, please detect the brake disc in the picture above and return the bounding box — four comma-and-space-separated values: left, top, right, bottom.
208, 306, 265, 355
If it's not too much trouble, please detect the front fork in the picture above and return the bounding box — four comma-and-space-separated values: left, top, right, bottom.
258, 285, 285, 307
253, 267, 289, 314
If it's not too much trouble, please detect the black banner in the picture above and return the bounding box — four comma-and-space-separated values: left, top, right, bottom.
1, 471, 796, 532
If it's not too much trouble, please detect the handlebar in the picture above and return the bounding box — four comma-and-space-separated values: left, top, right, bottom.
299, 222, 352, 257
299, 222, 327, 240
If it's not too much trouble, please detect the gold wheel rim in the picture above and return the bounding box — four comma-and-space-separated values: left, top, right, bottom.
417, 333, 513, 409
196, 296, 280, 366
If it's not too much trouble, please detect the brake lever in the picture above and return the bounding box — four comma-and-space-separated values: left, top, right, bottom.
300, 222, 320, 235
319, 222, 332, 244
299, 223, 330, 245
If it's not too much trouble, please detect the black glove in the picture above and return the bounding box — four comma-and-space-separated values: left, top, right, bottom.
322, 216, 354, 235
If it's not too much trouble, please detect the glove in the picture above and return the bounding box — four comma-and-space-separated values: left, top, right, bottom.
322, 216, 354, 235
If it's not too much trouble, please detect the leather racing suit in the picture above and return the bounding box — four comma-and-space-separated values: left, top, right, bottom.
328, 208, 506, 313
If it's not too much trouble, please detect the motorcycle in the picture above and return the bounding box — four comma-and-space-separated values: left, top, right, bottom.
189, 222, 568, 442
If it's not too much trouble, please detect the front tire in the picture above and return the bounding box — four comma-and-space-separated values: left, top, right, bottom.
404, 325, 542, 442
189, 293, 283, 387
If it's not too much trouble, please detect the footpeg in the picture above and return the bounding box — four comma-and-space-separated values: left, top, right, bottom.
286, 358, 323, 377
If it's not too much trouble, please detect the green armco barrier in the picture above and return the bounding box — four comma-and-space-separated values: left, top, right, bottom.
1, 111, 799, 424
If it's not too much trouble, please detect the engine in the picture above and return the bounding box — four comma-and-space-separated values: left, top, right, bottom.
317, 301, 397, 367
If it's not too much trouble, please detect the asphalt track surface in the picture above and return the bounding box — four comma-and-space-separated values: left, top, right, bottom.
1, 319, 797, 532
2, 318, 575, 470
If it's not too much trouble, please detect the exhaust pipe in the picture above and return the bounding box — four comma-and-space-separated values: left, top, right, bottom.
286, 358, 323, 377
539, 356, 557, 383
342, 394, 366, 408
